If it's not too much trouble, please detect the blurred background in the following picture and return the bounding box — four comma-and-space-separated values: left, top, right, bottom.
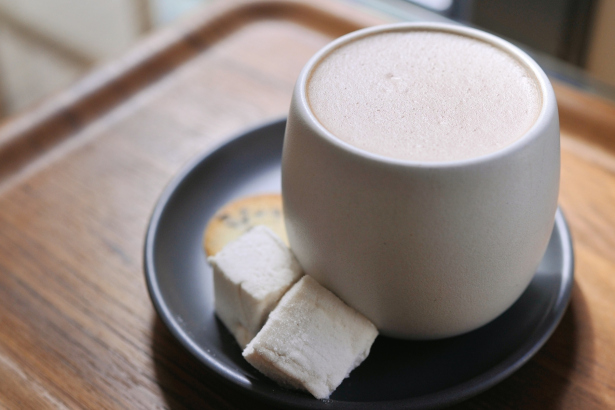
0, 0, 612, 119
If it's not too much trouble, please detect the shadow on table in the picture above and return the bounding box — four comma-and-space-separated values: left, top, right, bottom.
451, 281, 598, 409
151, 281, 597, 409
151, 315, 272, 410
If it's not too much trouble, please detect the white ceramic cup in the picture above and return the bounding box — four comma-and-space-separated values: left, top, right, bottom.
281, 23, 560, 339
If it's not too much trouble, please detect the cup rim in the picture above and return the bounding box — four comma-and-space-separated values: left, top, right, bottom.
295, 22, 557, 169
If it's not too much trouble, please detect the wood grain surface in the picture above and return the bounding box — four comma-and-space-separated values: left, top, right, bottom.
0, 0, 613, 408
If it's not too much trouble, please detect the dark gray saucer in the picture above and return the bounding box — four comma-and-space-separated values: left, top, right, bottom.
144, 118, 574, 409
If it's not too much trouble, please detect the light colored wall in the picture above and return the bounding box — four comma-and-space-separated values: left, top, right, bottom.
0, 0, 149, 61
0, 23, 85, 113
151, 0, 209, 26
0, 0, 215, 117
0, 0, 152, 115
586, 0, 615, 87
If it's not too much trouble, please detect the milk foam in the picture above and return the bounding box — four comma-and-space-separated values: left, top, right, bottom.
307, 30, 542, 162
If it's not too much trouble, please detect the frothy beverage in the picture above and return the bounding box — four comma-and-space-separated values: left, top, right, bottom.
306, 29, 542, 162
284, 23, 560, 338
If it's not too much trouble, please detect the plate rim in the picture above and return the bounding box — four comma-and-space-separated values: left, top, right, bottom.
144, 118, 574, 409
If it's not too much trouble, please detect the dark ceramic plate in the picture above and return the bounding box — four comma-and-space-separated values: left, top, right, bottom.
144, 118, 574, 409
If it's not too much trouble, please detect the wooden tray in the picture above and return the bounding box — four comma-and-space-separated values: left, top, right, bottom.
0, 0, 613, 408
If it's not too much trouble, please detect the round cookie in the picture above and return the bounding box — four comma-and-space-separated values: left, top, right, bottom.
204, 193, 288, 256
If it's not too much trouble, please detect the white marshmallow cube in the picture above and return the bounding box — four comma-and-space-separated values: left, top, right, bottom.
243, 275, 378, 399
208, 225, 303, 348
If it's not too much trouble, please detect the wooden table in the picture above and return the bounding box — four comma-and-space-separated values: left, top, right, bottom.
0, 0, 613, 408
